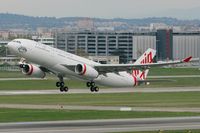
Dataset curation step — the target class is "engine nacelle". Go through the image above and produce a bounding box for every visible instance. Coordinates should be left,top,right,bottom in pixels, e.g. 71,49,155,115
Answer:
75,64,99,79
20,64,46,78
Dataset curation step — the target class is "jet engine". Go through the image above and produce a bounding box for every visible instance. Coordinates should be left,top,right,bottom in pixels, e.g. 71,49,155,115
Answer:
19,64,46,78
75,64,99,79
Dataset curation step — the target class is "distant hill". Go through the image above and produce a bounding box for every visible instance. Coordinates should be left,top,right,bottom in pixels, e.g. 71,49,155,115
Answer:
0,13,200,30
0,13,64,30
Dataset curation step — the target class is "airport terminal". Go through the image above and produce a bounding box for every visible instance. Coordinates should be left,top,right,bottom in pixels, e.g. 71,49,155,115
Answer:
1,29,200,67
54,29,200,62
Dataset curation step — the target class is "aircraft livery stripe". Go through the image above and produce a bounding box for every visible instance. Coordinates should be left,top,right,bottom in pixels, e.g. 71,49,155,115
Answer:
132,75,137,86
82,64,87,75
27,64,33,75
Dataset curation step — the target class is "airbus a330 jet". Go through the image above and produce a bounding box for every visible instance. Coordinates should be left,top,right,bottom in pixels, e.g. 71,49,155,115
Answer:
7,39,193,92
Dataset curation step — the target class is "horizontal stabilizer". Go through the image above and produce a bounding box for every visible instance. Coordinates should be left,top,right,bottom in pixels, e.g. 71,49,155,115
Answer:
183,56,192,62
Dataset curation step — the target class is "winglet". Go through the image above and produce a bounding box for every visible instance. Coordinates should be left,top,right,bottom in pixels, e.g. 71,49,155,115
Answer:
183,56,192,62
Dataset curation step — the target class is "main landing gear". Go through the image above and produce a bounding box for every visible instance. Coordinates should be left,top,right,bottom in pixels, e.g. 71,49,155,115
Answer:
56,76,68,92
86,81,99,92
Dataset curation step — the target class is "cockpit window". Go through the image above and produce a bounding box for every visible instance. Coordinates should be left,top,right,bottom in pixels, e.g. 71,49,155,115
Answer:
12,40,21,44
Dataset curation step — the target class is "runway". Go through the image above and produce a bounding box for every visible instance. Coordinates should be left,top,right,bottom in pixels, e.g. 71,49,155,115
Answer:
1,117,200,133
1,103,200,112
0,87,200,95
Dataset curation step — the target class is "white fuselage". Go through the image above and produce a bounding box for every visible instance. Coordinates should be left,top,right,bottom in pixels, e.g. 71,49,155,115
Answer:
7,39,136,87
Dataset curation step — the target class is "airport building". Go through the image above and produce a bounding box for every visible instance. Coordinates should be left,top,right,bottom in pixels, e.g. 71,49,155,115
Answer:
132,34,156,61
156,29,173,60
88,56,119,64
0,40,9,46
1,30,199,66
32,36,55,47
0,40,14,57
55,32,155,63
54,30,200,64
173,32,200,60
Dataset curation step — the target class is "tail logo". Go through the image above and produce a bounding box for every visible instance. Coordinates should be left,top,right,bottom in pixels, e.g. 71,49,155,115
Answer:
132,69,146,80
132,69,139,77
140,52,153,64
139,71,145,80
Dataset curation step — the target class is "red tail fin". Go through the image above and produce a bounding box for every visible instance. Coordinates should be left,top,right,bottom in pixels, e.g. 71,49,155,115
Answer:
134,48,156,65
183,56,192,62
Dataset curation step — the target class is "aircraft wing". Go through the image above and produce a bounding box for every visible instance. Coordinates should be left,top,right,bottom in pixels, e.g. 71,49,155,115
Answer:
61,56,198,74
93,56,197,74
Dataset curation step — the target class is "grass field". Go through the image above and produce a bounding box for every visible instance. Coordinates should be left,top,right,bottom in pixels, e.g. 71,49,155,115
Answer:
0,68,200,78
0,71,26,78
0,78,198,90
0,77,200,90
0,108,200,123
0,92,200,123
121,130,200,133
0,68,200,124
0,79,88,90
0,68,200,90
0,92,199,108
148,67,200,76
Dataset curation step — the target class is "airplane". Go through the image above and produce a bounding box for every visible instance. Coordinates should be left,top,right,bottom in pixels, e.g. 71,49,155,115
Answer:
7,39,194,92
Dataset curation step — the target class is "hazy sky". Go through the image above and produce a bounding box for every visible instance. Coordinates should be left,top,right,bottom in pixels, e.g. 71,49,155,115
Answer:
0,0,200,19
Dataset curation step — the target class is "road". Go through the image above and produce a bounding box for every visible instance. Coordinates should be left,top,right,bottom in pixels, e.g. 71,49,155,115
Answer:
0,87,200,95
0,117,200,133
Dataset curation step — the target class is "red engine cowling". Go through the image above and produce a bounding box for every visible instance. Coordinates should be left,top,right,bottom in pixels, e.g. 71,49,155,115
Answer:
20,64,46,78
75,64,98,79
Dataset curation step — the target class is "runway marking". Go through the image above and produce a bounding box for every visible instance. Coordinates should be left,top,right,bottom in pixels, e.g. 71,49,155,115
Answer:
120,107,132,111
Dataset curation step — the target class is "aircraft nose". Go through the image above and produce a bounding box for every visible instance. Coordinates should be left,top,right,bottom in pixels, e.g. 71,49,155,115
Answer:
7,41,19,53
7,41,13,49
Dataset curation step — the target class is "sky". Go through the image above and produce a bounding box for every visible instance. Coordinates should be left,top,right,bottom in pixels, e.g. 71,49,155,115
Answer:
0,0,200,19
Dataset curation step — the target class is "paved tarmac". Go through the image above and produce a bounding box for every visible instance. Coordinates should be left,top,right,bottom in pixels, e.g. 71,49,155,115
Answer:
1,104,200,112
0,117,200,133
0,87,200,95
